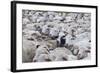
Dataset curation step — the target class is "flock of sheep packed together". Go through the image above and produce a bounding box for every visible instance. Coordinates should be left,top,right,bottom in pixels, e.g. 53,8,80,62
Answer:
22,10,91,63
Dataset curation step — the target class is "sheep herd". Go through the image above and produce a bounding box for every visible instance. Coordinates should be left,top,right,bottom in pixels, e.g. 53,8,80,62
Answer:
22,10,91,63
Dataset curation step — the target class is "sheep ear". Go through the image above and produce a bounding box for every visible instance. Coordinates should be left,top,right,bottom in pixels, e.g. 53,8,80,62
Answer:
36,45,40,48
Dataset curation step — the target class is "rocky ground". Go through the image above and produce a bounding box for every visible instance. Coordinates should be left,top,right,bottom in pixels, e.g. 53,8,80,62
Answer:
22,10,91,63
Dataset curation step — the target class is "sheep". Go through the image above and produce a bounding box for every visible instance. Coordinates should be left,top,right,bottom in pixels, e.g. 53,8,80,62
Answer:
76,32,91,42
83,13,91,21
25,23,36,30
49,47,76,61
77,47,88,60
57,31,70,47
58,35,66,47
23,29,41,37
33,54,51,62
36,12,48,23
41,25,50,35
64,16,73,23
22,17,30,25
22,38,37,62
37,16,47,23
46,39,58,50
76,40,90,51
47,11,55,15
71,45,79,56
53,14,65,21
22,29,43,44
29,15,38,23
65,34,73,45
49,27,59,39
33,45,50,62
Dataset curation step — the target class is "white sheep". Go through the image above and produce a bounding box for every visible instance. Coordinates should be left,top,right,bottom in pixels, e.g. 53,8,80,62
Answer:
48,15,54,21
23,29,41,37
33,54,51,62
37,16,47,23
41,25,50,35
49,47,76,61
49,27,59,38
53,15,62,20
83,13,91,21
25,23,36,30
30,15,38,23
22,38,37,62
22,17,30,24
77,47,88,60
33,45,50,62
